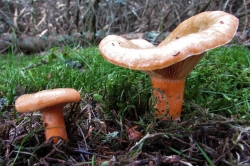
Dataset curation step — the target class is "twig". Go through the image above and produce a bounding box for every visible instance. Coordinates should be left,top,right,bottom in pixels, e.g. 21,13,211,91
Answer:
76,123,87,149
223,0,230,11
21,58,48,70
155,1,208,43
129,132,169,152
127,155,193,166
242,0,249,34
169,0,181,24
142,0,149,16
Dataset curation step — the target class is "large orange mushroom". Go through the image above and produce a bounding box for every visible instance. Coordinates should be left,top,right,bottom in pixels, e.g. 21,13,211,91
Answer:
98,11,239,120
15,88,81,143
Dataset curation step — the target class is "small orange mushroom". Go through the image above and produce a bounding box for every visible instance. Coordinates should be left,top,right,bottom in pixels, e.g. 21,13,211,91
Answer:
15,88,81,143
98,11,239,120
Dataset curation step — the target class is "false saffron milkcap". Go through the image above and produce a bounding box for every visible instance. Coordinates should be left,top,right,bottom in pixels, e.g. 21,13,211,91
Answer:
15,88,81,143
98,11,239,120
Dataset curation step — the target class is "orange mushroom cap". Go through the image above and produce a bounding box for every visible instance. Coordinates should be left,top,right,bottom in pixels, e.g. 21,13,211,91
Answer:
15,88,81,113
99,11,239,72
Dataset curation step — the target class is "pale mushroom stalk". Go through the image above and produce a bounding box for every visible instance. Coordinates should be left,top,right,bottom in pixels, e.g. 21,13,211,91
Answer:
15,88,81,143
99,11,239,120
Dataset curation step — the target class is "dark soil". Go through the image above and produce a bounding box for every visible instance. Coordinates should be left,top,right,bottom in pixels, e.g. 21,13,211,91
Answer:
0,98,250,166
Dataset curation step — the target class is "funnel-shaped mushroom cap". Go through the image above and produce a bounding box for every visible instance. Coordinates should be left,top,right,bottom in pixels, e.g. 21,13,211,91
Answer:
15,88,81,113
99,11,238,72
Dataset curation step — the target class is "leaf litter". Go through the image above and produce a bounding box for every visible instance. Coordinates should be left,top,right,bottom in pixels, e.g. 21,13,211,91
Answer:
0,95,250,166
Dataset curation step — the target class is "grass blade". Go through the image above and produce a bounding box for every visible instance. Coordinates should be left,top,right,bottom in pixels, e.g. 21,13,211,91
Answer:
11,128,44,166
195,141,215,166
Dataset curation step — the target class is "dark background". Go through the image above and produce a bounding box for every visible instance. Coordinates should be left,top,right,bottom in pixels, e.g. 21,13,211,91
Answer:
0,0,249,53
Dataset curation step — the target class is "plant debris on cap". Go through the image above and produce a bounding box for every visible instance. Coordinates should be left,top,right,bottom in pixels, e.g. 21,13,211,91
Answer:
99,11,239,71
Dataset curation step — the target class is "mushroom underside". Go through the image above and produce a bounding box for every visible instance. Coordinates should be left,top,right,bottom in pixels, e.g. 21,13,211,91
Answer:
143,53,205,80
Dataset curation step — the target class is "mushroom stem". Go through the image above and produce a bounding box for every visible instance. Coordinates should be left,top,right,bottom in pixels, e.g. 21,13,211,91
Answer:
41,104,68,143
151,77,185,120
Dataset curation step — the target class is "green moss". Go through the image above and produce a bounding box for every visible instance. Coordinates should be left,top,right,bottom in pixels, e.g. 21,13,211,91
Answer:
0,45,249,120
185,45,250,119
